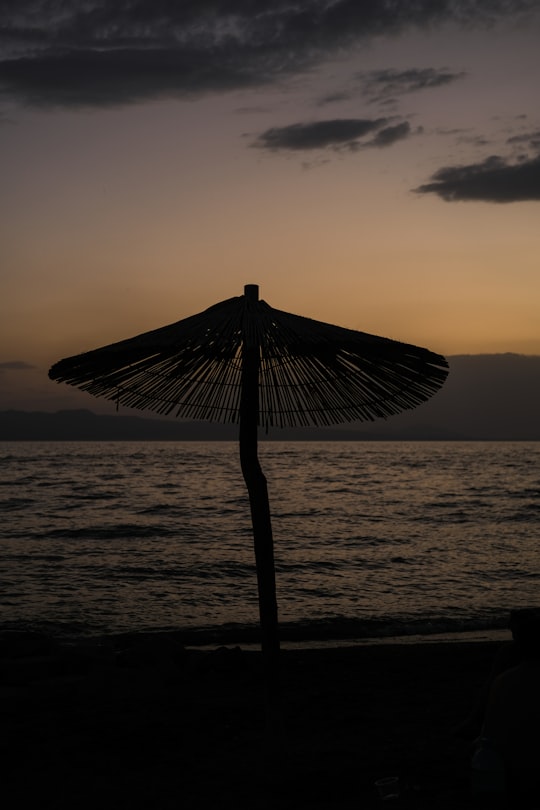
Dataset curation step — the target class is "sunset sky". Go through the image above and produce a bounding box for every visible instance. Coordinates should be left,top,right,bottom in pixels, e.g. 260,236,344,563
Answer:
1,1,539,412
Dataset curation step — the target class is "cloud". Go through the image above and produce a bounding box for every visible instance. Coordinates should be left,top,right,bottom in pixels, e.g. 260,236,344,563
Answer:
414,154,540,202
0,360,35,372
253,118,390,151
317,91,353,107
0,0,538,108
507,129,540,151
0,47,268,108
360,68,466,104
254,118,414,154
366,121,412,148
318,68,465,110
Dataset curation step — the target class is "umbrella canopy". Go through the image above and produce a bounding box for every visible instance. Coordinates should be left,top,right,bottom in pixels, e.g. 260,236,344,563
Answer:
49,285,448,427
49,284,449,699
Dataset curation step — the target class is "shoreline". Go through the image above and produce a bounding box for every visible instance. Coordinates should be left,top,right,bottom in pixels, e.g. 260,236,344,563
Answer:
0,619,512,651
233,627,511,650
187,627,510,652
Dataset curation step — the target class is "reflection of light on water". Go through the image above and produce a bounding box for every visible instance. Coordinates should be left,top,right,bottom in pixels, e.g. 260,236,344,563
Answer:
1,440,539,638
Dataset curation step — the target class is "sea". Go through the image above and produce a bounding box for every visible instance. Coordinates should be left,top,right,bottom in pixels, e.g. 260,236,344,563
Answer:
1,441,539,646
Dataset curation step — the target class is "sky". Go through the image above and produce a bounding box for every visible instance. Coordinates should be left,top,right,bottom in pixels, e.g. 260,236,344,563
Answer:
1,0,539,413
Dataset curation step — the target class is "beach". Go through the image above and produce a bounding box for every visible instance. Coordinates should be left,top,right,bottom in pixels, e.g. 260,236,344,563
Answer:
1,631,503,809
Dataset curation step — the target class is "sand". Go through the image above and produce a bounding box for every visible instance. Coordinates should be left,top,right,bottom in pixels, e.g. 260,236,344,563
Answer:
0,631,505,809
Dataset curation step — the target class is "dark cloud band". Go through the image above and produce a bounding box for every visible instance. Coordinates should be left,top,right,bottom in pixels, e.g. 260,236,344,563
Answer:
360,68,466,103
254,118,413,152
254,118,387,151
415,154,540,202
369,121,411,148
0,0,537,108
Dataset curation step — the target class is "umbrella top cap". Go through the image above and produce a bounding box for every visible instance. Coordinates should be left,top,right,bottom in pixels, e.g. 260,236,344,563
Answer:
244,284,259,301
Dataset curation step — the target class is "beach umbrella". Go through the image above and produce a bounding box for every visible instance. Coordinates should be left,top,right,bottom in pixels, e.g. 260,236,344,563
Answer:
49,284,448,697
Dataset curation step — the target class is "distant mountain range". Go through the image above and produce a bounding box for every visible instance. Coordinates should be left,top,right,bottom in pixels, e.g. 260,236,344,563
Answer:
1,354,539,440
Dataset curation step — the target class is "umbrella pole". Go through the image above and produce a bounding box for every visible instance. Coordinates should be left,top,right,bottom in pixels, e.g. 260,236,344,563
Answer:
240,286,280,704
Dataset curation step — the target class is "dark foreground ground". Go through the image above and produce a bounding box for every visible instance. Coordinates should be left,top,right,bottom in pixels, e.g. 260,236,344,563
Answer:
0,632,503,809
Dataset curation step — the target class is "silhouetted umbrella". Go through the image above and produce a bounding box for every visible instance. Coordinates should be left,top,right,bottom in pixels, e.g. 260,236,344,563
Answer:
49,284,448,697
